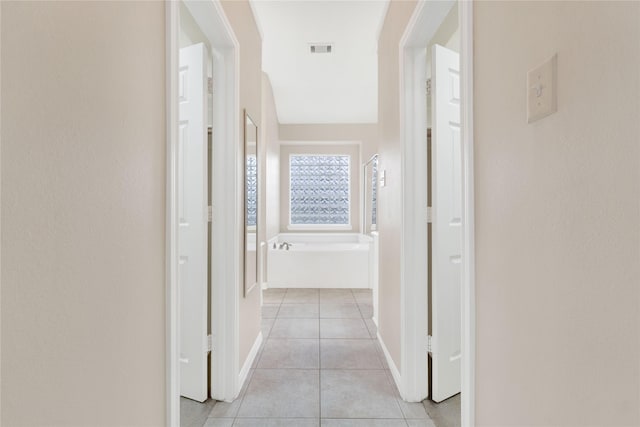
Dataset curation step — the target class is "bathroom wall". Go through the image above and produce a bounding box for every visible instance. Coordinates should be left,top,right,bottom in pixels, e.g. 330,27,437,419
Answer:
1,2,166,424
474,1,640,425
376,0,418,372
262,73,280,241
279,123,378,162
220,0,263,371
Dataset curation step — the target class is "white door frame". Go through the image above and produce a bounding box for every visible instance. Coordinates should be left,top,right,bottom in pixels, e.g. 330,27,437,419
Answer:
398,0,475,425
166,1,240,425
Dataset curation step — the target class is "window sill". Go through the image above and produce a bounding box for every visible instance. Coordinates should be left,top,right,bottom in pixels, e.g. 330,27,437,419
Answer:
287,224,353,232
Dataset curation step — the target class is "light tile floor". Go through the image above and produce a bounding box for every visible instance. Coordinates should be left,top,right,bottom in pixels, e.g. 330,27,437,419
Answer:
199,288,436,427
422,394,460,427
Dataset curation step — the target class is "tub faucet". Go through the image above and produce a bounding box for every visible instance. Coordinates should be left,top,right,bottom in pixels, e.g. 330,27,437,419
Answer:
279,242,291,250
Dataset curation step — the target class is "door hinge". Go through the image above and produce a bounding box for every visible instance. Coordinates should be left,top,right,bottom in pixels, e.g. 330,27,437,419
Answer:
207,77,214,95
426,207,433,223
426,78,432,96
206,334,213,352
427,335,433,354
208,206,213,222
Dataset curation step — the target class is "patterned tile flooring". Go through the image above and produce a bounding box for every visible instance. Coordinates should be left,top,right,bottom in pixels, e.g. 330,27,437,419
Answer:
182,288,438,427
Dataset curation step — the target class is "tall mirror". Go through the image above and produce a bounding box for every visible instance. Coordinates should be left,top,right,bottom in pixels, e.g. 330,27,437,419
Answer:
244,110,258,297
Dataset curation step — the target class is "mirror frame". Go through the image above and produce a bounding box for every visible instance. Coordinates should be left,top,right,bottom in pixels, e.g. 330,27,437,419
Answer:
243,109,258,297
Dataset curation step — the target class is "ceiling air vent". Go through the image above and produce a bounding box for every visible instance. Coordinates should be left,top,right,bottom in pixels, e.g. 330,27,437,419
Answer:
309,43,333,54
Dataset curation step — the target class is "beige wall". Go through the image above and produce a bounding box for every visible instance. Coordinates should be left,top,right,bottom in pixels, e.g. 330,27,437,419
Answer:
262,74,280,241
278,124,378,234
280,124,378,164
220,0,263,369
1,2,166,425
474,1,640,425
376,0,418,371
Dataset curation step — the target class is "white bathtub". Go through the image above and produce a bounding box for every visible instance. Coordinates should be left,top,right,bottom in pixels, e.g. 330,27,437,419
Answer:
266,233,373,289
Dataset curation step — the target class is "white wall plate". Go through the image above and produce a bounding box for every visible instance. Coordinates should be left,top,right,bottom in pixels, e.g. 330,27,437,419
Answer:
527,53,557,123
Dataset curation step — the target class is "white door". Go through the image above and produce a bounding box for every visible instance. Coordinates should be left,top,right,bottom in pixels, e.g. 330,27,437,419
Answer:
431,44,462,403
179,43,208,402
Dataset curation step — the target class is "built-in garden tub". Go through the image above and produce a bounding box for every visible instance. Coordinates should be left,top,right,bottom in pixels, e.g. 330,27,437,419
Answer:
266,233,373,289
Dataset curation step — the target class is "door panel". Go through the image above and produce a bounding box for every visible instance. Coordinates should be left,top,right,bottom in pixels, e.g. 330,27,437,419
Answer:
431,44,462,403
178,43,208,402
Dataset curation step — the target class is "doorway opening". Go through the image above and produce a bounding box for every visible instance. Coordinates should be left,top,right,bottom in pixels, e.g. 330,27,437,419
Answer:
399,0,474,425
166,1,241,425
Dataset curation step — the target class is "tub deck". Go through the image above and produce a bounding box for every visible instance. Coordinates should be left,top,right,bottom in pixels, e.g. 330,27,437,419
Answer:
267,233,373,289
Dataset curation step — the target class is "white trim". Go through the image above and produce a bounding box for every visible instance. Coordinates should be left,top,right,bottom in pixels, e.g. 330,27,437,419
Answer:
239,331,263,392
286,224,353,231
207,0,242,403
165,1,180,425
398,0,444,403
167,1,241,422
259,241,267,291
371,231,380,325
377,331,402,392
398,0,475,423
279,140,360,146
399,42,429,401
460,1,476,425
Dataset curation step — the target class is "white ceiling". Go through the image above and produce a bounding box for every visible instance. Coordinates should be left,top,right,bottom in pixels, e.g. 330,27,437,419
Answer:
251,0,389,124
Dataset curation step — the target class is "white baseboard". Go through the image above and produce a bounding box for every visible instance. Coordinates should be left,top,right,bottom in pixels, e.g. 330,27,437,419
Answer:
238,331,263,395
372,316,379,327
377,331,403,397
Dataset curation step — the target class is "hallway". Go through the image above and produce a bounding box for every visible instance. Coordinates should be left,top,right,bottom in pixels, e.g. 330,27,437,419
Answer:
200,288,435,426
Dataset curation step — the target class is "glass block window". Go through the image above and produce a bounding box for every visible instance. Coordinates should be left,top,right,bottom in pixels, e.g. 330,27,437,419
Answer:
371,156,378,226
290,155,350,225
246,155,257,227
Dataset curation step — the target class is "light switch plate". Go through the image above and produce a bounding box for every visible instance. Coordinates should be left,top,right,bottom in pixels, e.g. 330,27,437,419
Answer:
527,54,557,123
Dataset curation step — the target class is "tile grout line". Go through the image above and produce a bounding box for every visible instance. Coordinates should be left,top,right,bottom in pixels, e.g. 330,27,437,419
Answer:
252,288,398,425
341,300,420,423
275,288,285,317
230,365,251,426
